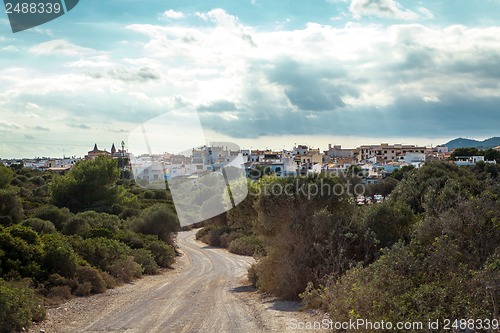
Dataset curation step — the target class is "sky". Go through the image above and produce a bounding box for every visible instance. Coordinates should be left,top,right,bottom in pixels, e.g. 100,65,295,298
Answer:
1,0,500,158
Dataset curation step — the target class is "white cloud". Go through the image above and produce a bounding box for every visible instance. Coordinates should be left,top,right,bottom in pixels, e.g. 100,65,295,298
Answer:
163,9,185,19
29,40,93,56
2,8,500,156
349,0,420,20
418,7,434,19
2,45,19,52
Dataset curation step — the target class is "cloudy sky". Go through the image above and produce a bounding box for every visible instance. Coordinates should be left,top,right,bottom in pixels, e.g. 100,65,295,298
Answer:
1,0,500,158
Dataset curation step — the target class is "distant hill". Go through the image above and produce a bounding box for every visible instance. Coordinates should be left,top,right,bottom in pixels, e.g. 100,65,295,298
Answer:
444,137,500,149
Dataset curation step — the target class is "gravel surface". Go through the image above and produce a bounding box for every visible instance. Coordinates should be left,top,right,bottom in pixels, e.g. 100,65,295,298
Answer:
28,229,324,333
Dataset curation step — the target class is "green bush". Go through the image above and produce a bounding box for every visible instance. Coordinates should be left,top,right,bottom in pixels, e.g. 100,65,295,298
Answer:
228,235,264,256
42,234,79,278
21,218,56,234
134,204,179,246
0,190,24,226
79,237,129,271
129,248,159,275
0,225,43,279
362,202,416,249
0,279,45,333
145,240,176,268
0,166,14,190
78,237,141,282
32,205,72,231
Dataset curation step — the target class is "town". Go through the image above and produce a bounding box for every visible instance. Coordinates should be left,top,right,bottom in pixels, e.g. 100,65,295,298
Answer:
2,141,499,187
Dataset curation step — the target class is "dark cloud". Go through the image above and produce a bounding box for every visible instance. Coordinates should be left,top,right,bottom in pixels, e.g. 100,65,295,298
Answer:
33,125,50,131
267,59,354,111
199,95,500,140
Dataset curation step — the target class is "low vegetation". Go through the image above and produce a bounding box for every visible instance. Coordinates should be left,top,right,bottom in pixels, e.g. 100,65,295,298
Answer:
196,161,500,332
0,157,179,332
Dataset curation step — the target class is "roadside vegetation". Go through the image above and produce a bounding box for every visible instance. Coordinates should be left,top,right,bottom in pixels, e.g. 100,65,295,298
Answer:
0,157,179,332
196,161,500,332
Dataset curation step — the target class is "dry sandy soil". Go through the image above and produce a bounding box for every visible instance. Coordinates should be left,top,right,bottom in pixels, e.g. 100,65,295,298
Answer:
28,229,325,333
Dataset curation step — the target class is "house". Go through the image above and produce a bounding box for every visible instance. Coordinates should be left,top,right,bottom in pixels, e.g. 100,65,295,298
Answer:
85,144,111,160
356,143,427,163
325,144,353,158
454,156,487,166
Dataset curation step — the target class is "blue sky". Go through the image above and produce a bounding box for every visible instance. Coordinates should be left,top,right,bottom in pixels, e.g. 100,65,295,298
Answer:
1,0,500,157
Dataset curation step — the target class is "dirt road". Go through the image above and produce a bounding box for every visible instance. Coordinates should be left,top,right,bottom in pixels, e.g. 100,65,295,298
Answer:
31,230,322,333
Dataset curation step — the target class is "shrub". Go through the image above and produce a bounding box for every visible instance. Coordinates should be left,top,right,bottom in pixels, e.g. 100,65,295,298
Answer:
29,176,45,187
74,281,93,297
196,225,230,247
119,207,141,220
32,205,72,231
0,166,14,189
362,202,416,249
82,227,114,239
62,216,88,235
78,237,142,283
219,230,246,248
0,225,43,279
107,256,143,283
42,234,79,278
247,264,258,287
145,240,176,268
79,237,129,272
46,285,73,303
228,235,264,256
21,218,56,234
75,266,107,295
129,248,159,275
134,204,179,246
0,190,24,226
0,279,45,333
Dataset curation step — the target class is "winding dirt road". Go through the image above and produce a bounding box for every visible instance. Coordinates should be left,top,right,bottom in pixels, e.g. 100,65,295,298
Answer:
31,230,321,333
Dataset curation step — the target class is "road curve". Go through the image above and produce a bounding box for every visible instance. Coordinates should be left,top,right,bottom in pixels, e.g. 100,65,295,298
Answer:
31,229,315,333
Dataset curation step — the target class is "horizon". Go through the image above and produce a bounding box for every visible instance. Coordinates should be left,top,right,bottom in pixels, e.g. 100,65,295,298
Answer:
1,0,500,158
2,134,498,160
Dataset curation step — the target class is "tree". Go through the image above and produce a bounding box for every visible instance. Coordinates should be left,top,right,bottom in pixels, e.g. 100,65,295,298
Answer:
389,164,415,181
450,147,481,159
0,166,14,190
50,157,120,212
134,205,180,246
0,190,23,226
484,148,500,163
362,202,416,249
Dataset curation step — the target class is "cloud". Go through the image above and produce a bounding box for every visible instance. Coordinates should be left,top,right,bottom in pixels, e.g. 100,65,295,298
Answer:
163,10,185,19
418,7,434,19
29,40,93,56
349,0,420,20
198,100,238,112
2,8,500,153
0,121,21,131
107,67,160,82
2,45,19,52
69,124,91,130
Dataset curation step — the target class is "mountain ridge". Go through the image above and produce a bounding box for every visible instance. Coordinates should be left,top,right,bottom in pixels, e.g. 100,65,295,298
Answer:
444,137,500,149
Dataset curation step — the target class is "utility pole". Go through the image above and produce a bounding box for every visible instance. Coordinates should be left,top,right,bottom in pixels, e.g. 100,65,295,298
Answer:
121,141,126,178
